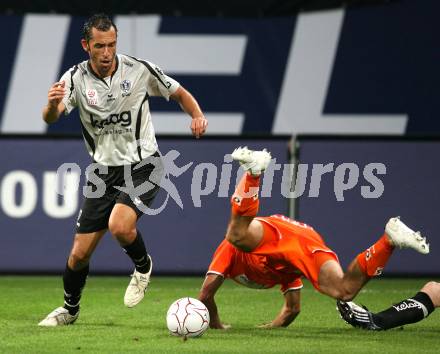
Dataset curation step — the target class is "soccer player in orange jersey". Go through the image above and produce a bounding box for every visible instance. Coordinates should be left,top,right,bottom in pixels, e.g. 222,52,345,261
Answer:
198,147,437,329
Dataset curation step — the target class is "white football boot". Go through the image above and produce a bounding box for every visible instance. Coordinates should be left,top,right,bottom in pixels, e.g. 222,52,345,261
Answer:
124,256,153,308
38,307,79,327
231,147,272,176
385,217,430,254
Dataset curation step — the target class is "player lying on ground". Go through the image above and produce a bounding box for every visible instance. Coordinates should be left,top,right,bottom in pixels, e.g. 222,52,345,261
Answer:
198,147,430,329
337,281,439,330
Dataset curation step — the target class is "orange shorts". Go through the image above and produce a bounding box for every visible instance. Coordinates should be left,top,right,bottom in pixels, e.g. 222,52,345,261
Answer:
258,217,339,291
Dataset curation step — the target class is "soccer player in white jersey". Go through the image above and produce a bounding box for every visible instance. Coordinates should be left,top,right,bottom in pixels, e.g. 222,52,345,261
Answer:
38,14,208,326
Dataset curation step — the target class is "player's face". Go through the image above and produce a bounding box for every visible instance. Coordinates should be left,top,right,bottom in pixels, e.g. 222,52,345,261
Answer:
82,26,117,77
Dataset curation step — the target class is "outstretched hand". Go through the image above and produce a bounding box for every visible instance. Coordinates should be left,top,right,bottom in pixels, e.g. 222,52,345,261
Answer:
191,116,208,138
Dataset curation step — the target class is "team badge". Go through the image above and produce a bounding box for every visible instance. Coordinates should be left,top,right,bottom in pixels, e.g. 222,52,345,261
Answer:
86,89,98,106
120,79,131,96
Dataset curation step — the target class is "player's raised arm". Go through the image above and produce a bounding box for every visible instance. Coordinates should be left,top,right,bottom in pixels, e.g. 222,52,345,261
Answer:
259,289,301,328
170,86,208,138
198,274,230,329
43,81,66,124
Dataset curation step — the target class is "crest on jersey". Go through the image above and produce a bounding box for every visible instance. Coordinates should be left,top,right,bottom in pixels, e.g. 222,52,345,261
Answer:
86,89,98,106
120,79,131,96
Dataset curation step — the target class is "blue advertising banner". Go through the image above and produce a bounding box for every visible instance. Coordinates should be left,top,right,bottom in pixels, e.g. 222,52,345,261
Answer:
295,137,440,275
0,136,289,274
0,0,439,136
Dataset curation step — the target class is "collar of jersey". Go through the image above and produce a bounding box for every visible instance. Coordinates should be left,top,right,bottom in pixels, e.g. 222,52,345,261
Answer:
87,55,119,87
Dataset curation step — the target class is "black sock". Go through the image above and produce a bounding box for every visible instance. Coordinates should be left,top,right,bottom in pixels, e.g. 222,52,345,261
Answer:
123,230,151,274
372,292,435,330
63,263,89,315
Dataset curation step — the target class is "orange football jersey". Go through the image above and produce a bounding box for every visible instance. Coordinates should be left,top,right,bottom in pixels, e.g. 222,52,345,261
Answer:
208,215,338,291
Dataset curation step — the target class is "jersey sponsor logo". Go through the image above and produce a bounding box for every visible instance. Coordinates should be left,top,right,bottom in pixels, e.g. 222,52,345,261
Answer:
86,89,98,106
120,79,131,97
106,93,116,102
90,110,132,129
393,300,421,312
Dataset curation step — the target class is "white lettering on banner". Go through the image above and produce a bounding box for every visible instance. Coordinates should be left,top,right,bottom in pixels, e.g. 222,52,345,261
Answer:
114,15,246,135
273,9,408,135
261,160,282,197
151,113,244,135
217,154,233,197
115,15,247,74
361,163,386,198
334,163,360,202
191,163,218,207
0,13,410,135
43,172,80,218
281,163,308,198
309,163,334,197
0,171,37,218
1,14,70,133
0,160,387,219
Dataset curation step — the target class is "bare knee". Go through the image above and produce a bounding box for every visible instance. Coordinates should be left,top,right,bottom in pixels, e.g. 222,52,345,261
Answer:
338,289,357,302
318,261,359,301
421,281,440,307
68,252,90,271
319,279,357,301
108,219,136,242
327,287,357,302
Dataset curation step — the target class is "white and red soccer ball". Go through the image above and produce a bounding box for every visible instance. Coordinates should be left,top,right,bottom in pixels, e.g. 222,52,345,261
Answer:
166,297,210,337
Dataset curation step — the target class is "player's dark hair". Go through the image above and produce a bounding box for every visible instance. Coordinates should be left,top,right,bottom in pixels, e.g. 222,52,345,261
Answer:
83,13,117,42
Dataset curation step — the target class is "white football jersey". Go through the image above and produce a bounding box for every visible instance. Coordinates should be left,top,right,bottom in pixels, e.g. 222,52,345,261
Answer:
60,54,180,166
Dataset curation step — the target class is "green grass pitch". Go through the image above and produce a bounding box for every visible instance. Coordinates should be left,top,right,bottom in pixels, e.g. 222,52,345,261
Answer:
0,276,438,353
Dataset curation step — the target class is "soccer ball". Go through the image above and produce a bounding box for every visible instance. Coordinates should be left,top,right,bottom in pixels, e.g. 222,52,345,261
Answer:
166,297,210,337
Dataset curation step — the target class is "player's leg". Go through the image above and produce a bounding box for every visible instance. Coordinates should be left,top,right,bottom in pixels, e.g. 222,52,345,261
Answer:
39,163,120,326
108,203,153,307
226,172,264,251
421,281,440,307
318,233,395,300
225,147,271,251
337,281,440,330
64,230,106,312
38,229,106,327
367,281,438,329
317,258,367,301
318,217,430,301
112,153,163,307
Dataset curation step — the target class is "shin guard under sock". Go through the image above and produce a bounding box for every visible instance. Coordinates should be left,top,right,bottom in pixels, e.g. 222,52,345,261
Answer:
63,263,89,315
356,234,394,277
231,173,261,216
372,292,435,329
123,230,151,274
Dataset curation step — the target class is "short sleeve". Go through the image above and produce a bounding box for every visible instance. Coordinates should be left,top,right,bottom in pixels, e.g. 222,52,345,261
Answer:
207,240,235,277
60,66,78,115
280,277,303,294
145,61,180,100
